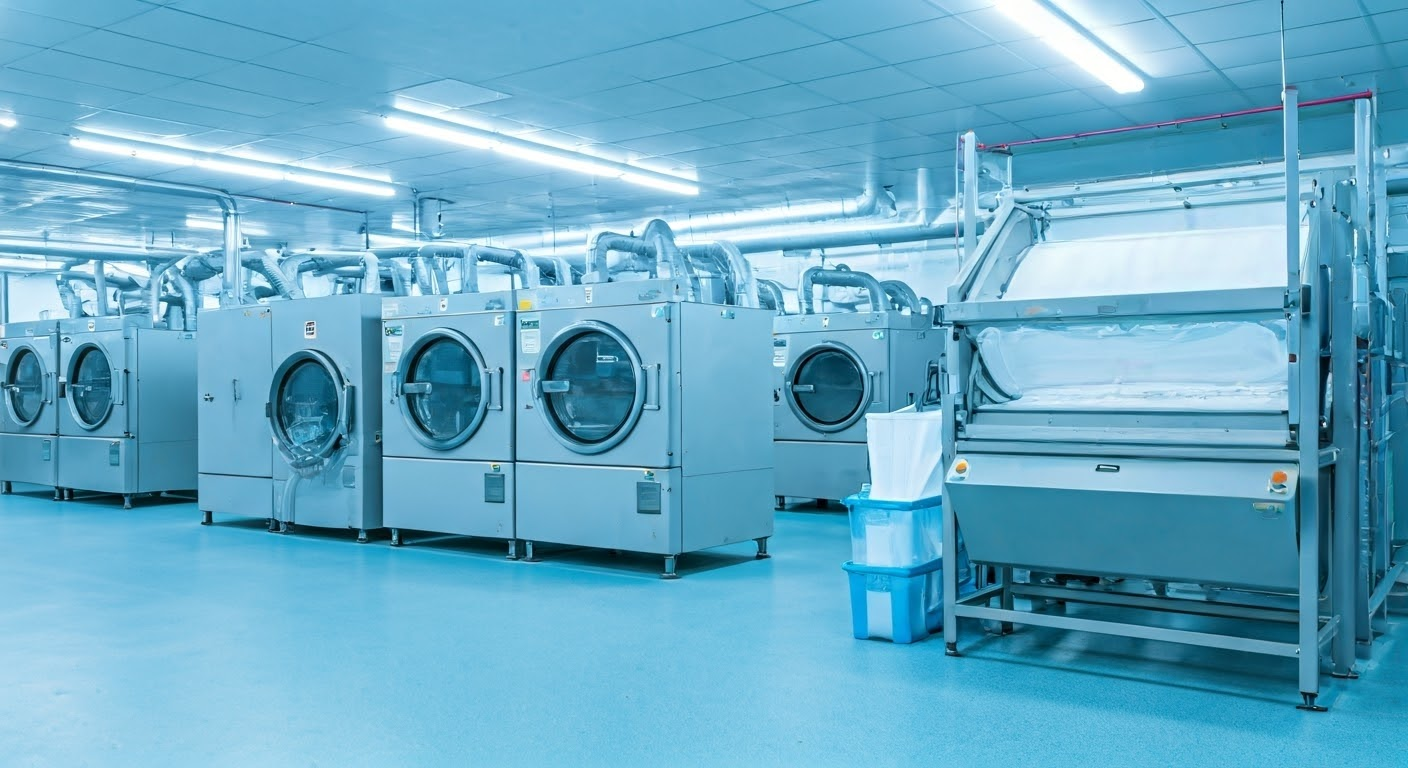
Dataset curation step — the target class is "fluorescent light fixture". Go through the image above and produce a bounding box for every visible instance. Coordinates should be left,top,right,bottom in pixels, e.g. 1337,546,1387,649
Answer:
0,116,16,129
185,216,268,236
384,112,699,196
69,135,399,197
992,0,1144,94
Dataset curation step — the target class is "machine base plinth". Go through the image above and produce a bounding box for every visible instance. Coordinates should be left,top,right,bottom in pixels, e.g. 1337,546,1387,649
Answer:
1296,693,1328,712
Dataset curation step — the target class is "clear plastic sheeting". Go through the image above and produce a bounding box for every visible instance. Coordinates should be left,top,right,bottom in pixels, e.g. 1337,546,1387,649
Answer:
1001,225,1302,300
975,321,1289,412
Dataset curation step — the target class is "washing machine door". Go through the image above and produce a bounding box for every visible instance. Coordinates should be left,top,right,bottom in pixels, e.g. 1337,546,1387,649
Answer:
65,342,117,431
395,329,489,451
5,344,50,429
269,350,352,463
535,321,645,455
784,341,872,433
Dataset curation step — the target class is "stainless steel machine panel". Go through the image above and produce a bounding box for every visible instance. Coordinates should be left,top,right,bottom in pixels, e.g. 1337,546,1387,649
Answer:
198,307,273,479
943,453,1301,591
382,457,514,538
381,292,514,463
0,435,57,488
773,441,869,501
268,295,383,533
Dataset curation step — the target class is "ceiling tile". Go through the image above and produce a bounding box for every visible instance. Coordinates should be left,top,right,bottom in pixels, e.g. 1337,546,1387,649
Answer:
652,63,786,101
1051,0,1157,27
1166,1,1284,45
766,104,876,134
675,14,830,60
714,84,835,119
845,17,982,64
200,64,341,105
616,132,715,157
0,8,94,48
687,118,792,145
899,47,1034,87
1012,107,1131,140
146,80,303,118
106,7,299,61
0,69,135,109
56,30,238,78
572,81,697,116
395,79,509,109
5,0,151,26
850,88,965,121
946,70,1072,103
162,0,367,39
984,90,1106,122
1371,10,1408,43
746,41,883,82
576,40,731,82
1133,46,1212,78
637,101,753,131
802,67,933,102
485,59,640,100
8,49,181,94
560,117,671,144
0,91,102,122
778,0,945,38
251,44,434,91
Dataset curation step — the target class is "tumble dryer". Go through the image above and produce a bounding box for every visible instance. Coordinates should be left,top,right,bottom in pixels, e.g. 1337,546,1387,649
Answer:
515,279,775,577
381,290,516,552
198,305,274,525
55,315,198,508
0,320,61,497
267,294,383,540
773,267,939,505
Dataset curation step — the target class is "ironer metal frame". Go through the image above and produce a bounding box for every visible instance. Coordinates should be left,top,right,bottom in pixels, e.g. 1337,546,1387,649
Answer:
937,90,1388,709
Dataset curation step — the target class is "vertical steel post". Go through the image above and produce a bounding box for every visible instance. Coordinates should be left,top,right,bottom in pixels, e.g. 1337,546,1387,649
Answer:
1330,173,1360,677
0,273,9,324
1352,97,1376,651
962,130,978,264
222,209,242,306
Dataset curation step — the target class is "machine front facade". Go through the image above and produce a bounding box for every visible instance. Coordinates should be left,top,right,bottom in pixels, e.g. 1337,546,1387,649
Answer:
55,315,197,507
198,306,275,525
514,280,775,576
0,320,62,495
268,294,384,539
381,291,516,550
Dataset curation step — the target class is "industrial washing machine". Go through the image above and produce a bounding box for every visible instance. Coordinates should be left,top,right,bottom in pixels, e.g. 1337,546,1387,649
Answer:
515,278,775,577
267,294,383,540
381,289,517,552
0,320,61,497
55,315,198,508
773,267,939,505
198,305,274,525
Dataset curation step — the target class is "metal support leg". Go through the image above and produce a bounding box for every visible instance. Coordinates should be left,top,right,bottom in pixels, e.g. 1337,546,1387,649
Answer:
755,537,770,559
122,494,133,510
661,555,680,580
65,489,74,501
201,510,212,526
1297,692,1328,712
775,495,785,510
356,529,369,544
1,481,11,495
389,529,402,547
507,539,519,560
53,488,63,501
999,566,1015,635
943,490,960,657
523,540,537,562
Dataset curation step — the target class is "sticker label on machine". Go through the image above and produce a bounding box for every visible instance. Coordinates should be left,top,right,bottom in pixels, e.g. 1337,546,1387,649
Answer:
772,337,789,367
519,315,541,355
304,321,317,340
384,325,404,369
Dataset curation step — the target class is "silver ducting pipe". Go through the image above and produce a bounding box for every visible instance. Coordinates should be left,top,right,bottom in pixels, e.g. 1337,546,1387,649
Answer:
680,240,758,308
359,252,381,295
671,180,886,234
284,252,382,296
0,159,241,305
799,266,887,315
640,219,689,282
173,271,200,330
250,251,295,299
390,261,414,296
93,260,110,316
0,236,193,262
531,255,574,286
880,280,922,314
469,245,541,290
585,231,653,283
149,257,181,324
756,279,787,314
56,274,81,318
411,256,439,295
727,217,981,255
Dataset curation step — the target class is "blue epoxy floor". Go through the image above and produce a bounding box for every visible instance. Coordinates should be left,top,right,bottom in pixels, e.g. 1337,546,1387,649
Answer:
1,487,1405,767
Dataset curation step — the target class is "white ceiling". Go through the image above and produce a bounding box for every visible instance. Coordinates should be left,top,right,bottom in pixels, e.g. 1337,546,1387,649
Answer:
0,0,1404,249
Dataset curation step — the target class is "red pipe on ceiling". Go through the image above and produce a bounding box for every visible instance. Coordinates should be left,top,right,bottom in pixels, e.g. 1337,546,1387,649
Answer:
977,90,1374,151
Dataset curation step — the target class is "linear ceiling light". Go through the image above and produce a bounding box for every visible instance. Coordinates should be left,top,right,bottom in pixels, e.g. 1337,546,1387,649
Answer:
993,0,1144,94
69,135,398,197
0,116,16,129
384,113,699,196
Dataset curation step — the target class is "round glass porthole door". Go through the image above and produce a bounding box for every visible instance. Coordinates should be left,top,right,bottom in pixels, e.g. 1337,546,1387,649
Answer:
5,346,46,427
398,330,487,450
786,343,870,433
67,344,114,430
270,351,348,461
536,322,645,454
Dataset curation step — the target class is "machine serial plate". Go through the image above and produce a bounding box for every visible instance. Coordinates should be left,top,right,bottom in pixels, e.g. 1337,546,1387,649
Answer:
636,482,662,514
772,337,789,367
485,473,506,504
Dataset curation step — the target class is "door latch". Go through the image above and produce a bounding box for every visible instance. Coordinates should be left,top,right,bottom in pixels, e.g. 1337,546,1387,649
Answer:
202,394,215,402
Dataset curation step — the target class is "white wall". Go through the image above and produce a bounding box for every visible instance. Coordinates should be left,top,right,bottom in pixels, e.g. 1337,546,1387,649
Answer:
4,274,65,322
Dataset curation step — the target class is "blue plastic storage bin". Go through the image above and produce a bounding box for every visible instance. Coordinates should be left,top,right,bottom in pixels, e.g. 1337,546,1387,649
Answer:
843,559,944,644
843,492,945,568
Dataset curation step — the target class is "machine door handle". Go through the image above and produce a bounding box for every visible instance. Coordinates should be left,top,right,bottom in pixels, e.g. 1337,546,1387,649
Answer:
540,380,570,394
643,364,662,411
790,384,815,393
486,367,504,411
202,394,215,402
402,382,432,395
868,370,883,405
56,380,66,399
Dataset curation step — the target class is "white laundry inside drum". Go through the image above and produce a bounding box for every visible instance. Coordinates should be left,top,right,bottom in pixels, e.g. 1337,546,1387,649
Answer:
1000,225,1304,300
975,321,1290,412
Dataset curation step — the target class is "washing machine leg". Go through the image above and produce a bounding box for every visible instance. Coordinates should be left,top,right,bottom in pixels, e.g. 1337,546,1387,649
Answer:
774,495,785,510
389,529,402,547
523,540,538,562
122,494,133,510
506,539,519,560
65,489,75,501
754,537,771,560
356,529,369,544
661,555,680,580
201,510,213,526
53,487,64,501
0,481,11,495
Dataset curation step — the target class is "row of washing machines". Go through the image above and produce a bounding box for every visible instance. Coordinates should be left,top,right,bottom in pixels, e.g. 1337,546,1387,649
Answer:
197,276,778,577
0,315,196,507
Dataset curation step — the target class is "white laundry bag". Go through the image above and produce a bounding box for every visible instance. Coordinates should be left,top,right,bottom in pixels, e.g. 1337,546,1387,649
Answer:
865,405,945,502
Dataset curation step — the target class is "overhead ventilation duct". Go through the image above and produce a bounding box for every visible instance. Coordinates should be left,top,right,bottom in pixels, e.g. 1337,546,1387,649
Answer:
798,266,887,315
